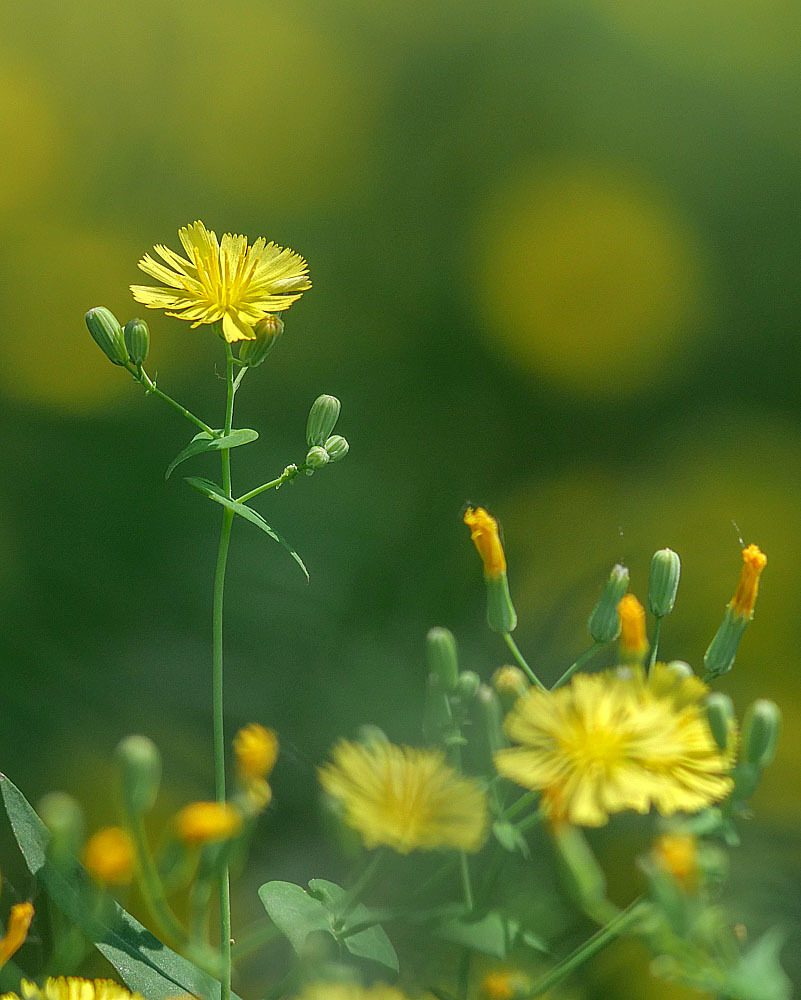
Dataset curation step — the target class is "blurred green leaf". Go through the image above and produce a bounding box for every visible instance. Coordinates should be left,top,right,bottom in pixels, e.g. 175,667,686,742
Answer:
0,773,227,1000
433,910,546,958
258,881,331,953
724,928,791,1000
165,429,259,480
307,878,398,974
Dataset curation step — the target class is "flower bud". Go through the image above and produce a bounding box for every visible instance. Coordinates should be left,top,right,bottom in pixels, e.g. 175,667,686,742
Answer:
588,564,629,643
729,544,767,621
324,435,349,462
306,394,341,447
456,670,481,701
648,548,681,618
83,827,135,886
356,724,389,747
37,791,85,861
115,734,162,814
123,317,149,366
492,665,528,700
85,306,128,366
742,699,781,769
305,446,330,470
703,608,748,679
617,594,648,664
422,673,454,744
426,627,459,692
0,902,34,967
175,802,243,844
705,692,735,751
477,684,507,755
482,971,531,1000
233,724,278,781
239,315,283,367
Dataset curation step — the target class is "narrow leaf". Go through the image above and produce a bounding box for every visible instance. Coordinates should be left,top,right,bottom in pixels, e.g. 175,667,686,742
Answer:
184,477,309,580
258,881,331,953
165,429,259,479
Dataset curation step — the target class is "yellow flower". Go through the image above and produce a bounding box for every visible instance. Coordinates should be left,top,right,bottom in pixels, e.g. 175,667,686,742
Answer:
234,723,278,781
494,664,733,827
319,740,489,853
175,802,243,844
729,543,767,620
481,971,531,1000
0,980,146,1000
0,903,34,969
463,506,507,577
130,221,311,343
617,593,648,661
295,985,409,1000
83,827,135,885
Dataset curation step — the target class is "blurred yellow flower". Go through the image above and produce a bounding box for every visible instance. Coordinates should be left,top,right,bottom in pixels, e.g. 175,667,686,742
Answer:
464,506,506,578
295,984,409,1000
653,832,699,887
0,903,34,969
83,827,135,885
0,980,145,1000
175,801,242,844
481,971,531,1000
729,544,767,620
131,221,311,343
319,740,488,853
234,723,278,781
494,664,733,827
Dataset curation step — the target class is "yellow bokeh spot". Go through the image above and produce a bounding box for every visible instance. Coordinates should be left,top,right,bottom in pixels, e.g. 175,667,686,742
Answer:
471,162,708,395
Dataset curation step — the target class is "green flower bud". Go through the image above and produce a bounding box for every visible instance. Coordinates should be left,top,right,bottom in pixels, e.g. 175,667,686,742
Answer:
123,317,149,366
85,306,128,366
648,548,681,617
456,670,481,701
486,572,518,633
705,692,735,751
588,564,629,643
37,791,85,861
426,627,459,692
305,445,330,470
238,315,283,367
742,699,781,769
422,673,454,744
306,394,341,447
115,734,162,813
324,435,349,462
732,761,761,802
663,660,694,679
703,607,748,679
476,683,507,755
356,724,389,747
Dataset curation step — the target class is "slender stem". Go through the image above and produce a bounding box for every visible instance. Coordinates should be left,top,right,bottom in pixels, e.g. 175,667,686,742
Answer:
458,853,474,913
335,850,386,927
127,812,188,950
502,789,538,820
515,810,544,833
230,920,281,961
552,642,602,690
525,899,646,997
503,633,547,691
236,465,300,504
648,617,663,672
135,367,216,436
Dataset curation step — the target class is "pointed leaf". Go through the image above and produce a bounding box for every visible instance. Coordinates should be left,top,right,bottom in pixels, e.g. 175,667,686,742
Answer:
184,477,309,580
0,773,229,1000
258,881,331,953
434,910,518,959
307,879,398,974
165,429,259,479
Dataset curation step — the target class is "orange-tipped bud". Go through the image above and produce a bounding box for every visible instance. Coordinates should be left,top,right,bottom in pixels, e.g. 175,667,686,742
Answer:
728,544,767,621
482,971,531,1000
175,802,242,844
0,902,34,969
617,594,648,662
654,832,698,888
234,724,279,782
83,827,135,885
463,507,506,578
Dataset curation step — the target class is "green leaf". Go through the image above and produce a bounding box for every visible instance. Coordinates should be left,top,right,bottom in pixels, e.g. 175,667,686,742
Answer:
724,928,792,1000
165,429,259,479
184,477,309,580
258,881,331,953
0,773,227,1000
492,820,530,857
307,879,398,974
434,911,521,959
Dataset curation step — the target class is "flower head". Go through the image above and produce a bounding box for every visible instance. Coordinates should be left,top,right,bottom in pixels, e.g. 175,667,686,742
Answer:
0,904,34,969
234,724,278,781
728,543,767,620
0,980,145,1000
494,664,734,827
463,506,506,577
319,740,488,853
175,802,242,844
83,828,135,885
131,221,311,343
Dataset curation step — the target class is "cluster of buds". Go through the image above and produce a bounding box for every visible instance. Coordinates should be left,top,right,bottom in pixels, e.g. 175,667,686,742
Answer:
304,394,349,474
85,307,149,369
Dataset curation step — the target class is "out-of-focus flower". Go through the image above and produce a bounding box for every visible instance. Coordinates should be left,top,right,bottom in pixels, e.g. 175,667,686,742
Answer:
617,594,648,662
175,802,242,844
0,980,146,1000
494,664,733,826
234,724,278,781
319,740,488,853
653,832,698,887
481,971,532,1000
131,221,310,343
83,828,135,885
295,984,409,1000
0,903,34,969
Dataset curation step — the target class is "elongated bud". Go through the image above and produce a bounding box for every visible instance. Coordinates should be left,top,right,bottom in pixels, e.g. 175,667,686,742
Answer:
588,564,629,643
705,692,735,751
649,548,681,617
426,627,459,692
123,317,149,366
422,673,454,744
617,594,648,664
486,574,518,633
305,445,330,469
463,506,517,632
115,734,162,814
37,792,85,862
306,394,341,447
324,435,349,462
85,306,128,366
492,665,529,701
742,699,781,769
729,544,767,621
457,670,481,701
705,545,767,679
476,684,507,755
239,314,283,367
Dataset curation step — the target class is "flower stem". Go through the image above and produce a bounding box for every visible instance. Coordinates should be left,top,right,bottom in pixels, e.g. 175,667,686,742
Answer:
133,366,216,436
126,811,188,951
648,617,662,672
502,633,547,691
335,850,386,927
236,464,301,503
551,641,603,690
458,853,474,913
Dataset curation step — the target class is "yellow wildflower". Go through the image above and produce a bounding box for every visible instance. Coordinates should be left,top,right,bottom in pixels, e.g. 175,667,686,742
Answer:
175,802,242,844
729,544,767,620
0,979,146,1000
481,971,531,1000
654,832,698,887
295,985,409,1000
83,828,135,885
234,724,278,781
494,664,733,827
0,903,34,969
130,221,311,343
463,506,506,577
617,594,648,661
319,740,488,853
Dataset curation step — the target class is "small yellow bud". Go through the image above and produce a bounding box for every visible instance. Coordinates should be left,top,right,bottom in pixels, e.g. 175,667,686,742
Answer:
729,544,767,620
463,507,506,577
234,724,279,782
654,833,698,887
175,802,243,844
617,594,648,662
482,971,531,1000
492,665,529,699
0,902,34,969
83,827,135,885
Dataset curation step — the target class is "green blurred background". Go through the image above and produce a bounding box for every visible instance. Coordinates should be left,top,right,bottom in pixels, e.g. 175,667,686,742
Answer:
1,0,800,996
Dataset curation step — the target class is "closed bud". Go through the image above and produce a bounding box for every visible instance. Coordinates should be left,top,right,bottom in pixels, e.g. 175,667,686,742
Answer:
649,548,681,617
324,435,349,462
477,684,507,756
588,564,629,643
492,665,528,701
486,573,518,633
306,394,341,447
426,627,459,692
705,692,735,751
37,791,85,861
356,724,389,747
703,608,748,679
115,734,162,814
617,594,648,664
123,317,149,366
239,315,283,367
85,306,128,366
305,445,330,470
742,699,781,769
422,673,454,744
456,670,481,701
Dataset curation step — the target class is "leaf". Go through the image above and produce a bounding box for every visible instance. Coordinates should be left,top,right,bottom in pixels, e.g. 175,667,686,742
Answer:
184,477,309,580
307,879,398,974
724,928,792,1000
0,773,228,1000
165,429,259,479
258,881,331,953
492,820,530,857
433,911,519,959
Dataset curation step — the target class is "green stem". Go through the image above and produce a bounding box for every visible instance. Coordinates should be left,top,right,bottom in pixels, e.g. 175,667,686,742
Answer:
134,367,215,436
335,850,386,927
552,642,603,690
502,789,539,820
525,899,646,997
503,633,547,691
458,853,474,913
127,811,189,950
515,810,544,833
648,617,663,672
236,465,300,503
